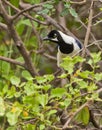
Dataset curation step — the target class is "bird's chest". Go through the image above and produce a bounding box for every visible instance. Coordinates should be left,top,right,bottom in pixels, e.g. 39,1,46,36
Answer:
59,43,74,54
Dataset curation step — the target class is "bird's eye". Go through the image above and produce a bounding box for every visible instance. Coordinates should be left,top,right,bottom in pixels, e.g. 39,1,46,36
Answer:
53,34,57,38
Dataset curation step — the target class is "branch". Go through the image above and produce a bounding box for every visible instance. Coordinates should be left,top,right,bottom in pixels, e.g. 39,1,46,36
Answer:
19,1,82,43
0,0,39,76
78,0,94,68
3,0,48,25
12,4,43,20
0,23,8,31
62,87,102,129
0,56,25,68
62,101,93,129
72,40,102,57
82,0,94,57
70,0,86,5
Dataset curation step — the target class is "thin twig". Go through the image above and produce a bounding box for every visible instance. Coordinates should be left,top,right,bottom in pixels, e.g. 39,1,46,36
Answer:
12,4,43,20
3,0,48,25
0,22,7,31
72,39,102,57
11,1,53,21
43,53,57,61
30,20,42,48
82,0,94,57
62,101,93,129
79,0,94,68
70,0,86,5
92,11,102,19
0,56,25,68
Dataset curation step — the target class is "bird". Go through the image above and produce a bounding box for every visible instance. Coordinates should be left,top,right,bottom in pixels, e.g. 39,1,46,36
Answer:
43,30,82,67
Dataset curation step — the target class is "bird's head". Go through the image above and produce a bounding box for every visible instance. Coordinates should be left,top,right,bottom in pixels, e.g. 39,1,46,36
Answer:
43,30,59,43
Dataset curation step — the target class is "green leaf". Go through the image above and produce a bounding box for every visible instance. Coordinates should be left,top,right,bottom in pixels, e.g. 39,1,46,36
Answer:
37,94,48,107
47,109,57,117
22,70,33,80
44,74,54,82
79,70,93,79
6,86,16,98
51,88,66,98
60,3,71,17
94,73,102,81
63,98,71,107
76,106,90,125
91,93,99,100
91,52,101,64
24,81,35,95
69,7,78,18
38,9,49,15
24,124,36,130
40,124,45,130
10,0,19,7
82,107,90,125
23,96,35,105
73,56,85,64
1,61,10,75
0,97,5,116
2,85,8,95
64,3,71,8
10,76,20,86
87,83,97,92
58,73,68,79
35,76,47,84
6,103,22,125
24,0,40,4
77,80,88,89
100,7,102,11
60,56,84,74
36,74,54,84
60,56,74,74
60,8,69,17
43,4,53,9
43,84,51,91
6,126,16,130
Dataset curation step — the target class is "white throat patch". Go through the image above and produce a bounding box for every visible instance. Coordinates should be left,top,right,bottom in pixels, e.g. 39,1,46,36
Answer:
58,31,75,45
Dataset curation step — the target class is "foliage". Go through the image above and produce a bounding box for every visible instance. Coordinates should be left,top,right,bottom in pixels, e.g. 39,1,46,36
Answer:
0,53,102,129
0,0,102,130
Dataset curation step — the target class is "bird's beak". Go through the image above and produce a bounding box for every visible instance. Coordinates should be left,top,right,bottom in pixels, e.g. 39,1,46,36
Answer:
42,36,49,41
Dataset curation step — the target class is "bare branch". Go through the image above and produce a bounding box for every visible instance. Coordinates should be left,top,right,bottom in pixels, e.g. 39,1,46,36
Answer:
13,0,53,21
12,4,43,20
82,0,94,56
3,0,48,25
0,56,25,68
0,22,7,31
70,0,86,5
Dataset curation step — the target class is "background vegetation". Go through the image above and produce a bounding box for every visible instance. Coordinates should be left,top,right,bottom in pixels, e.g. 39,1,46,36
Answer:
0,0,102,130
